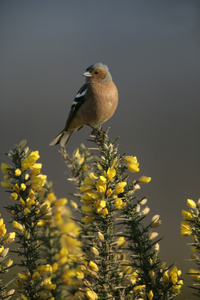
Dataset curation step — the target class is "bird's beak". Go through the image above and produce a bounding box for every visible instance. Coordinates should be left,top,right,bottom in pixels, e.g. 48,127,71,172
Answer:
83,71,92,77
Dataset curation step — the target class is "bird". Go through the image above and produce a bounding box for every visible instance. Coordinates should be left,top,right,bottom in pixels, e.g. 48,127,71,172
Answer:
49,63,118,147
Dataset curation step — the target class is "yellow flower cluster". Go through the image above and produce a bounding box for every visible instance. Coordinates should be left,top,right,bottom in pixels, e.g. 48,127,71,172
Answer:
71,153,152,225
1,141,81,298
0,214,15,299
163,266,183,294
123,156,140,173
14,263,56,299
1,143,48,221
1,135,186,299
80,167,120,222
181,198,199,237
36,191,83,296
181,198,200,290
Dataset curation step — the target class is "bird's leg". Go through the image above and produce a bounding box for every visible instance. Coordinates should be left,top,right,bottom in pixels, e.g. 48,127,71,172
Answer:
87,125,106,136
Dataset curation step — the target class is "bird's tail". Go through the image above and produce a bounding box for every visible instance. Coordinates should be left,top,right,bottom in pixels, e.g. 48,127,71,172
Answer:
49,130,73,147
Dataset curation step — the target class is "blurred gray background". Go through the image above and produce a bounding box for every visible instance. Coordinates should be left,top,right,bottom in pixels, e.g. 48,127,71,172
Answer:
0,1,200,298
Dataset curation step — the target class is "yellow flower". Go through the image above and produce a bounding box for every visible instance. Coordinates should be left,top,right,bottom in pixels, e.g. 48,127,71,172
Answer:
182,210,193,220
163,271,169,282
24,208,31,215
129,271,138,284
149,232,158,240
91,247,99,256
86,289,98,300
169,266,179,285
100,175,107,182
1,181,12,189
18,273,28,280
76,269,84,279
37,264,52,274
85,192,100,200
19,197,26,207
84,177,94,186
5,258,13,267
31,174,47,190
107,167,116,181
15,168,22,176
96,179,107,194
123,156,138,164
30,163,42,176
102,208,108,215
81,206,94,213
151,215,161,228
116,236,126,246
189,269,200,282
89,172,98,180
60,246,68,257
97,162,103,170
22,151,40,169
3,232,15,244
74,148,81,159
12,220,23,232
115,182,127,194
29,189,35,198
181,221,192,237
13,183,20,193
106,189,112,197
32,271,40,280
80,185,93,192
97,232,104,241
96,200,106,213
143,206,150,215
0,219,7,237
52,262,58,273
20,183,26,191
134,285,146,290
127,163,140,173
42,277,56,290
81,194,94,205
187,199,196,209
53,198,68,207
115,198,123,209
37,220,46,227
0,246,4,254
47,192,56,202
81,216,94,223
138,176,151,183
74,149,85,165
40,200,50,212
89,261,99,272
148,290,154,299
25,174,29,180
10,192,18,200
1,163,12,174
70,200,78,209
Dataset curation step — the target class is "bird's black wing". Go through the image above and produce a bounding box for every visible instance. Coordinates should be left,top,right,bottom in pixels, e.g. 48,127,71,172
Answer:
64,83,88,130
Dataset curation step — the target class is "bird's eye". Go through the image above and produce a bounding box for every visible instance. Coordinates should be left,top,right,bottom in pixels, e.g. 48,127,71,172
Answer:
95,71,99,74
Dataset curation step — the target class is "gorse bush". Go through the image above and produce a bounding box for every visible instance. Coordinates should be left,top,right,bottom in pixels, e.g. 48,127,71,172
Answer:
181,199,200,298
1,127,197,299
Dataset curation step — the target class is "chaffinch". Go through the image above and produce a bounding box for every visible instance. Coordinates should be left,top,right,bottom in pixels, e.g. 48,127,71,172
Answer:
50,63,118,147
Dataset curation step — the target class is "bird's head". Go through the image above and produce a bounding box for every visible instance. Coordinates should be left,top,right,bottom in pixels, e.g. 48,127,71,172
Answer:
83,63,112,83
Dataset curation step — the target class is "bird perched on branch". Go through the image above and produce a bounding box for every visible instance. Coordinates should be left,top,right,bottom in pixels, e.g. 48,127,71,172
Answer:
49,63,118,147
